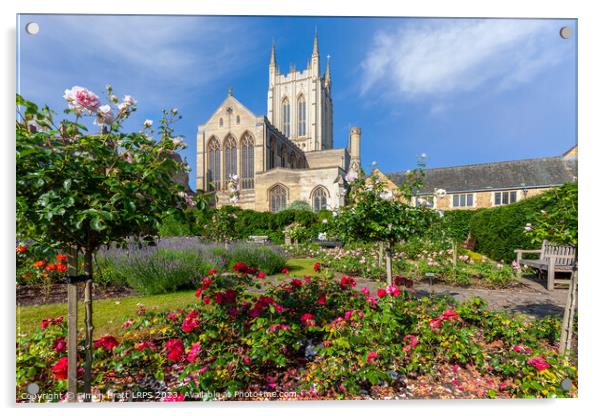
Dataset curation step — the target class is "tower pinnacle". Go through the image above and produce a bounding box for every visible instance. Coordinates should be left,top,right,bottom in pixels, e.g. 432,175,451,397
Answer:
325,54,331,87
270,39,277,66
312,29,319,57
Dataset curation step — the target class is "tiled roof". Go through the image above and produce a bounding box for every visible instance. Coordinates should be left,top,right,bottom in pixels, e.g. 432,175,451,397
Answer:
387,156,577,195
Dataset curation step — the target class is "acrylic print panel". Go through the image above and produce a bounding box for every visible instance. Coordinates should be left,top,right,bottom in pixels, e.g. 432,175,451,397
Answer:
16,14,577,403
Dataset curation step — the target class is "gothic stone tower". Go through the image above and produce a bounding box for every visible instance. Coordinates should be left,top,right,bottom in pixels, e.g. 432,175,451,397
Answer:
267,31,333,152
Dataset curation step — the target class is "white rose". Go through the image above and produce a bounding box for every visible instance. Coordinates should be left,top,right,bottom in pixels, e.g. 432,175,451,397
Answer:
144,119,153,128
95,104,114,125
123,95,137,106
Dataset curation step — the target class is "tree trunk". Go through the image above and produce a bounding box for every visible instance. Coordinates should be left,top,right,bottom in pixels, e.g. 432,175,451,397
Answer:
377,242,384,268
67,247,79,402
560,255,578,356
452,240,457,267
83,249,94,402
385,241,393,286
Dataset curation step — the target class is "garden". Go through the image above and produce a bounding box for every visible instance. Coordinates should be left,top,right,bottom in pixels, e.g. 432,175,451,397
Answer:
16,87,578,402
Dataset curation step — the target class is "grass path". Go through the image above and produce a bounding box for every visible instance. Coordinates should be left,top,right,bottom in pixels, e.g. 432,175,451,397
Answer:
16,258,319,338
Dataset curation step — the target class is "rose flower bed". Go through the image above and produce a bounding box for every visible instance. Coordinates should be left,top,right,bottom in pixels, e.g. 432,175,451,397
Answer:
17,263,576,402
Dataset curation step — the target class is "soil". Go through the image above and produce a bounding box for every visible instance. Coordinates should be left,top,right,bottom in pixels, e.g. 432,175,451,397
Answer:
16,283,136,306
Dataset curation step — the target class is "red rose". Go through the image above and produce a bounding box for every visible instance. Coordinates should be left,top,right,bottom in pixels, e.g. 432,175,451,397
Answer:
55,263,68,273
403,334,418,347
195,287,203,299
313,262,321,272
429,318,442,330
290,279,303,288
376,288,387,298
208,268,217,275
242,355,251,364
257,271,266,279
53,337,67,353
162,393,185,402
181,317,199,333
281,267,289,274
202,295,211,304
339,276,356,289
94,336,119,351
165,339,185,362
16,245,27,254
366,351,378,364
45,263,57,271
300,313,316,327
317,295,326,305
527,356,550,371
51,357,69,380
55,253,68,262
440,309,459,321
41,318,51,329
33,260,46,268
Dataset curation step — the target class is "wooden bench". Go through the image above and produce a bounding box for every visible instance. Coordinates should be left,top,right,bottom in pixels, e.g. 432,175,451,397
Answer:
514,240,576,291
248,235,269,244
315,240,343,248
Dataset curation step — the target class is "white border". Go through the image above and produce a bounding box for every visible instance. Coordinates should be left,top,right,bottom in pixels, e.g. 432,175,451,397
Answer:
2,1,600,415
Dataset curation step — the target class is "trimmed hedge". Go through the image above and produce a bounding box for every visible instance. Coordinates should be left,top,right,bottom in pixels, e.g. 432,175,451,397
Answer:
468,184,577,262
440,209,484,242
160,206,326,244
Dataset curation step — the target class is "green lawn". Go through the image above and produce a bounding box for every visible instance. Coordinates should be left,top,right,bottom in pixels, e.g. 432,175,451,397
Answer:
16,257,319,338
17,290,198,339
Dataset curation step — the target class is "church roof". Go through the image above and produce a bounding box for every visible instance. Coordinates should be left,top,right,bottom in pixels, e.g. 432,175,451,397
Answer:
386,153,578,195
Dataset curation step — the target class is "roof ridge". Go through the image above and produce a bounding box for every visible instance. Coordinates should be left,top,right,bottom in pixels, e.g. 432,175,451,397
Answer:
386,155,566,176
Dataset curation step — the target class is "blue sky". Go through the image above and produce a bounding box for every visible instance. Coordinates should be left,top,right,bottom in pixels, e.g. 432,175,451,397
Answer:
17,15,577,190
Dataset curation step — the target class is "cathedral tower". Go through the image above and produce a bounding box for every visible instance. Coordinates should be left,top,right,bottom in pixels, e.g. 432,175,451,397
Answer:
267,31,333,152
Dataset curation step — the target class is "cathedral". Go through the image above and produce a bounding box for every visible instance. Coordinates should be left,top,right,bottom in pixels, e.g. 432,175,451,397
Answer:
195,32,361,212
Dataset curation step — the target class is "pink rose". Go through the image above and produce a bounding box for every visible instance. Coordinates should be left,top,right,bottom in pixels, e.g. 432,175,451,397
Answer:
366,351,378,364
527,356,550,371
63,86,100,114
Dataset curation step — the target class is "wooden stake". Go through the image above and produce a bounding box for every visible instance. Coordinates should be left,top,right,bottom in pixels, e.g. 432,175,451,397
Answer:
67,248,78,403
83,249,94,402
385,242,393,286
560,267,578,355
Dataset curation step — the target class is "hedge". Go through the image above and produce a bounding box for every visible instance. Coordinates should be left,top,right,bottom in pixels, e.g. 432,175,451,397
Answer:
439,209,484,242
159,206,326,244
468,183,577,262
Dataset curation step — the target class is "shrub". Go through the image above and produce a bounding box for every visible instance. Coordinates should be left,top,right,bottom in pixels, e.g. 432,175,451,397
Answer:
226,243,287,275
469,184,577,262
17,270,577,401
96,247,214,295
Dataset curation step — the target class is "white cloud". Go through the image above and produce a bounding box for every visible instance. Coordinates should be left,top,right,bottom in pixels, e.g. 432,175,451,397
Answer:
20,15,260,107
360,19,570,100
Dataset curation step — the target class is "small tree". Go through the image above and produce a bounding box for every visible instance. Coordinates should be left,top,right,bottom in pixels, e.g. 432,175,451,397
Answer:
334,164,437,284
16,86,194,398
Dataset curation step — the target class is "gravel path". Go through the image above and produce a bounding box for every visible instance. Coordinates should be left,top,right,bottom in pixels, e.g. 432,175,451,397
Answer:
263,274,569,320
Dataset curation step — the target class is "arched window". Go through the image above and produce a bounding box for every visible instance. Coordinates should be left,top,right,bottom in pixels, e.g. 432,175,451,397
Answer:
290,152,296,170
269,137,276,169
270,185,287,212
281,97,290,137
207,138,221,191
297,95,306,137
241,134,254,189
224,135,237,182
312,187,328,212
219,118,223,127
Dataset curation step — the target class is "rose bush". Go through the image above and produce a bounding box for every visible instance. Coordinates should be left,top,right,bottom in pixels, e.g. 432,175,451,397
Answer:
17,262,575,401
